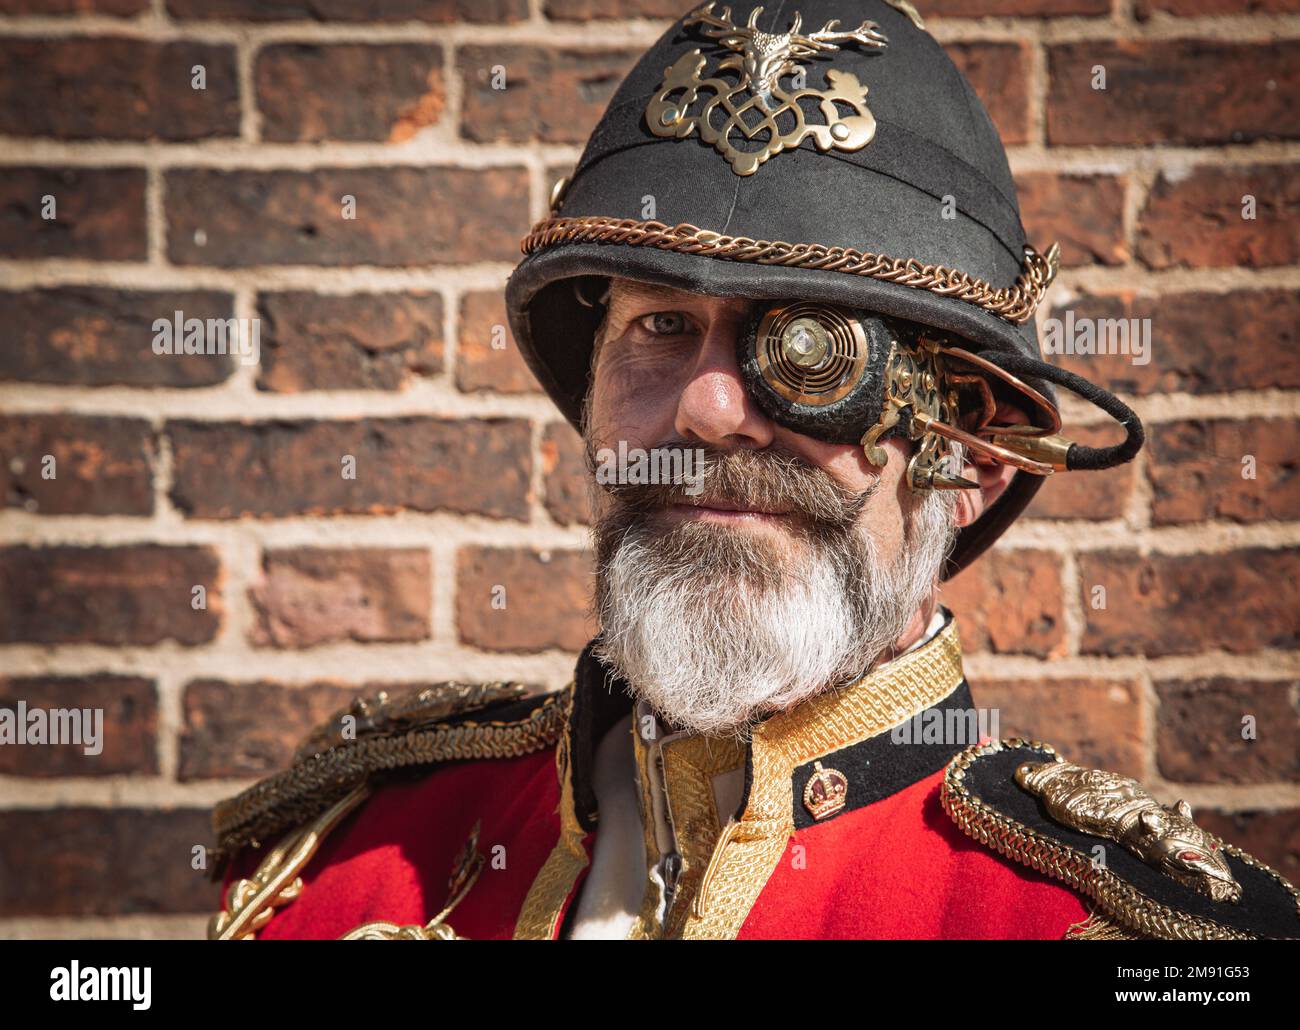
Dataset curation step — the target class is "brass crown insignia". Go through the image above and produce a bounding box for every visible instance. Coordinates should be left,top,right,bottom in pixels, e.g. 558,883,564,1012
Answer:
645,2,889,176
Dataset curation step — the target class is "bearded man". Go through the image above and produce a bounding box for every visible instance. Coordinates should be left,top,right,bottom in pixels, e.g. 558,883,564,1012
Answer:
207,1,1298,941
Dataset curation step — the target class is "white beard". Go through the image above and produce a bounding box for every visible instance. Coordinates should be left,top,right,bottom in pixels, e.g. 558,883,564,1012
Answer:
593,486,956,738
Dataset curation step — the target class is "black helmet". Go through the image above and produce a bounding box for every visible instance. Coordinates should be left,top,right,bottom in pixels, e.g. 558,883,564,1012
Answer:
505,0,1141,575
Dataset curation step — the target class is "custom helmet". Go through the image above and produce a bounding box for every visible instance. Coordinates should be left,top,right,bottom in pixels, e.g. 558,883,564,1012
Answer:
505,0,1141,575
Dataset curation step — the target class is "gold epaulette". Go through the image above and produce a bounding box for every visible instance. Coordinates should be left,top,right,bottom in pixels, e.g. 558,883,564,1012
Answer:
210,680,571,873
941,738,1300,941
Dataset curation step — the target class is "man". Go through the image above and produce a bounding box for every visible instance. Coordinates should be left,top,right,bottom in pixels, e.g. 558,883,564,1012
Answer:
207,1,1297,940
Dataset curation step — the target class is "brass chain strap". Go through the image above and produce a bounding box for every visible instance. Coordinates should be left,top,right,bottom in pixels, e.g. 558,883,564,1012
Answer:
520,215,1060,325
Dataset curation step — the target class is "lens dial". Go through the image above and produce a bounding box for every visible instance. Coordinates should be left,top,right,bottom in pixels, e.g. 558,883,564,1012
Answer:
754,303,869,406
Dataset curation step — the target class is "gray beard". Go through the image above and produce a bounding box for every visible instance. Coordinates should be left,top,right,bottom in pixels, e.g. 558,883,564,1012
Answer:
592,483,957,739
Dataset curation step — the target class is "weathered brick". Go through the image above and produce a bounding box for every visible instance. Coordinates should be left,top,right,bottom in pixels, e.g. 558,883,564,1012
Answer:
1137,164,1299,270
249,547,432,648
456,547,594,652
0,675,158,777
257,292,443,392
0,414,155,516
257,44,444,143
458,46,639,144
0,0,147,11
167,0,527,21
945,42,1030,147
0,288,236,387
0,167,145,261
1136,0,1300,15
1015,173,1126,268
0,545,222,646
1024,423,1135,521
1079,548,1300,657
1044,290,1298,397
971,678,1145,779
0,808,214,916
940,550,1065,658
1047,41,1300,146
0,39,239,140
925,0,1111,11
1194,808,1300,884
168,418,531,520
544,0,685,16
456,290,541,394
542,421,590,526
1155,677,1299,784
1149,418,1300,525
179,679,358,780
165,167,529,266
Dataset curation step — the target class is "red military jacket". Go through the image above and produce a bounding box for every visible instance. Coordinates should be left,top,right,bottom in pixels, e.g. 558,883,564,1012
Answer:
209,612,1299,940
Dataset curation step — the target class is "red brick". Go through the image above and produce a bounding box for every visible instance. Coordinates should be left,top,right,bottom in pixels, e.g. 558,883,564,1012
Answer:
458,46,640,144
0,808,215,916
257,292,443,392
0,288,236,387
0,545,222,646
1079,548,1300,657
0,39,238,140
1044,290,1298,397
167,418,532,520
1047,40,1300,146
927,0,1111,11
165,167,529,266
456,290,541,394
1137,164,1299,270
945,42,1031,147
0,675,157,777
0,167,145,261
940,550,1065,658
0,0,147,11
1155,677,1299,785
456,547,594,652
1014,173,1126,268
249,547,432,648
167,0,527,21
0,414,155,516
179,679,359,780
1024,424,1135,521
1136,0,1300,14
544,0,685,16
1193,808,1300,884
542,421,590,526
257,44,444,143
971,678,1145,779
1149,418,1300,525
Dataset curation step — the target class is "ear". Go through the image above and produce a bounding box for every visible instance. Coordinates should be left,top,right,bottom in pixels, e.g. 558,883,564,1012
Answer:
953,400,1033,529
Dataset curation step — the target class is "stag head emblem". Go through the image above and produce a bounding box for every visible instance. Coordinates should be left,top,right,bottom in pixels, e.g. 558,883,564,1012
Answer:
645,3,889,175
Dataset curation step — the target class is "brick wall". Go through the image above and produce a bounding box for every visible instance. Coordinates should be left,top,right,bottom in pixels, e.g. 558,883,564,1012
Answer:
0,0,1296,938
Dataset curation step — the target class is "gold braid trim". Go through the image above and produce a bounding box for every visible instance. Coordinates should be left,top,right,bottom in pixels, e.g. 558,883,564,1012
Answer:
942,738,1300,941
1065,909,1147,941
212,688,570,868
520,215,1060,326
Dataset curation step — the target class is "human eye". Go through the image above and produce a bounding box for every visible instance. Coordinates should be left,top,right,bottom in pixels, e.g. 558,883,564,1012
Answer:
635,310,694,337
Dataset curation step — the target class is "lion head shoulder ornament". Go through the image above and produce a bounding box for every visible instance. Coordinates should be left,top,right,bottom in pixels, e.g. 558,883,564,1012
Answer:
505,0,1143,577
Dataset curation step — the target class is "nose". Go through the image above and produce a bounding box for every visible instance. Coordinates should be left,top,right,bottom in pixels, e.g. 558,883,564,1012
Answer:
674,315,776,450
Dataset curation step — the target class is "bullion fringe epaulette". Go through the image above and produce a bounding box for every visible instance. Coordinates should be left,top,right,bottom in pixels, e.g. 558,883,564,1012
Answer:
210,680,572,874
940,738,1300,941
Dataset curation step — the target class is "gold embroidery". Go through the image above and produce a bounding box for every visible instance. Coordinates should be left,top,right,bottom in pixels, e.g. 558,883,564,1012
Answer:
1064,909,1146,941
941,738,1300,941
213,687,569,865
513,690,590,940
209,785,370,941
520,215,1060,326
680,618,966,939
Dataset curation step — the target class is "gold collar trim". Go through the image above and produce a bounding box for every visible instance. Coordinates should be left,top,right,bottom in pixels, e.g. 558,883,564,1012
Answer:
520,214,1059,326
